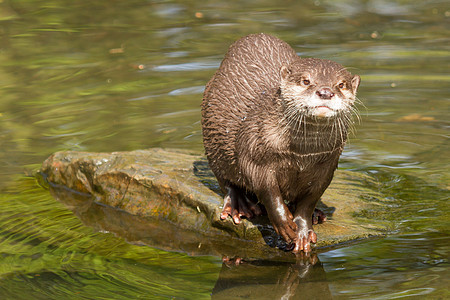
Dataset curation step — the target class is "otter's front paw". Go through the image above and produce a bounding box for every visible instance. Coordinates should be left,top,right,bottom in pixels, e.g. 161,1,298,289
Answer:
271,216,298,244
292,228,317,253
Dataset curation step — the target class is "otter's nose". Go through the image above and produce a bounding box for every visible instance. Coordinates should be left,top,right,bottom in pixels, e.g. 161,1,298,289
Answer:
316,88,334,100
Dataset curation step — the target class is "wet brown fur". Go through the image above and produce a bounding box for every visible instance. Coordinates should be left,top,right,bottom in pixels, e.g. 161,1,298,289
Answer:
201,33,360,252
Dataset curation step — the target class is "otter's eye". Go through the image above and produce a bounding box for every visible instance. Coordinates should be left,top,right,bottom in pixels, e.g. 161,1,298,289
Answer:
338,82,345,89
302,79,310,86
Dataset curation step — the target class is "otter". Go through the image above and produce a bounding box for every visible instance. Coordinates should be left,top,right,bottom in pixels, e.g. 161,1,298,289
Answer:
201,33,361,253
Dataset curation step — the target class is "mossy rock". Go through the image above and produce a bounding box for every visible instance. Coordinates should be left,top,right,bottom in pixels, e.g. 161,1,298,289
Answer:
38,148,388,261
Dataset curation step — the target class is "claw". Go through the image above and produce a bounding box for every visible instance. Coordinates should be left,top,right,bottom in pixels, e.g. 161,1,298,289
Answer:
220,186,262,224
292,230,317,253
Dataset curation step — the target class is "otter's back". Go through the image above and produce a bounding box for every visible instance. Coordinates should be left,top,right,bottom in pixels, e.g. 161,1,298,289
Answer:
204,34,299,111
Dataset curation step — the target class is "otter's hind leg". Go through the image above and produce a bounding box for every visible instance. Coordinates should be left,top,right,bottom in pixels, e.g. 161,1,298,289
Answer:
220,184,262,224
312,208,327,225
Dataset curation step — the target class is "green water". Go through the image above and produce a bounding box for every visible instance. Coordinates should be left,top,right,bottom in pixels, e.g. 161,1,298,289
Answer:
0,0,448,299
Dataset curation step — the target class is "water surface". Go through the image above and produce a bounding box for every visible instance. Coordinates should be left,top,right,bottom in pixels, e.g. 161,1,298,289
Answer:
0,0,448,298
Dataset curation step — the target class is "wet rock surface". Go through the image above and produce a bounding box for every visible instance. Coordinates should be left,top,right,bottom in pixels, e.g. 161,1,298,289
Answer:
38,148,387,260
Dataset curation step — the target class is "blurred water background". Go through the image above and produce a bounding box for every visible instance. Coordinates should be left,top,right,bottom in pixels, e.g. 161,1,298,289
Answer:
0,0,448,298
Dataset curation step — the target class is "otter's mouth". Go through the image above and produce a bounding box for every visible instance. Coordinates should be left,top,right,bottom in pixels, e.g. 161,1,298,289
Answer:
312,106,335,118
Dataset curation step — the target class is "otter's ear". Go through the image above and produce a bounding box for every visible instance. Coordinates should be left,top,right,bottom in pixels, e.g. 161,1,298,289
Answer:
351,75,361,94
280,66,291,80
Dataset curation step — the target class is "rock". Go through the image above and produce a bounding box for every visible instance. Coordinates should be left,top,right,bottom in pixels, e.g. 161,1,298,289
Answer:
38,148,387,260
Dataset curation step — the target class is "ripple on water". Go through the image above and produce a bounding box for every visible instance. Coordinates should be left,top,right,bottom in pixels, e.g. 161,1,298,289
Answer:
152,62,220,72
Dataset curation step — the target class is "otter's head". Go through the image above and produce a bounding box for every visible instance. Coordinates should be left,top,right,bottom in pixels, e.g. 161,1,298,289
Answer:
280,58,360,119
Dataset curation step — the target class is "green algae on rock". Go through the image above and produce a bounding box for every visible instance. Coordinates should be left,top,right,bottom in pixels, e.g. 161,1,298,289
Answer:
38,148,388,260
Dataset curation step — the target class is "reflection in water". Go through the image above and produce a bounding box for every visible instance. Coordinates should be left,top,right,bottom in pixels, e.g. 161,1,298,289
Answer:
48,177,335,299
212,255,332,300
0,0,448,298
48,183,230,256
47,180,299,261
